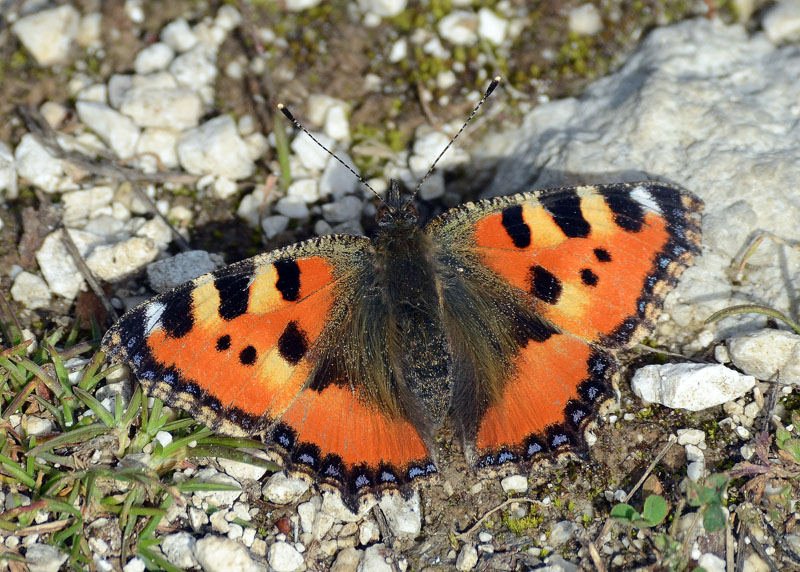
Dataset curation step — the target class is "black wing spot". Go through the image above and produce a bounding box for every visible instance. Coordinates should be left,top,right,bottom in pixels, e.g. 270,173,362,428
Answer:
274,259,301,302
540,189,591,238
216,260,255,320
501,205,531,248
594,248,612,262
161,285,194,339
278,321,309,365
216,334,231,351
529,265,563,305
600,189,646,232
580,268,599,287
239,345,257,366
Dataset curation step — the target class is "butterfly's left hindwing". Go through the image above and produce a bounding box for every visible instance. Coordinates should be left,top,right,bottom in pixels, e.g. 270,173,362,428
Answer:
428,182,702,468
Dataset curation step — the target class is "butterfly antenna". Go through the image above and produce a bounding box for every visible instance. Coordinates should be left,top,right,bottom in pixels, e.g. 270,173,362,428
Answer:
277,104,385,204
411,76,501,202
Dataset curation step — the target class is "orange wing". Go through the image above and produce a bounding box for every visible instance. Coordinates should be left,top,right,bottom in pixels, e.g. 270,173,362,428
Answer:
428,182,702,466
101,235,435,508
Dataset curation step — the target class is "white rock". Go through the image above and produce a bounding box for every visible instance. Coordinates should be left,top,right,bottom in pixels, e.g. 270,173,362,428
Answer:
297,501,317,534
320,490,375,522
76,83,107,103
40,101,68,129
213,176,239,199
161,532,199,569
411,128,468,173
437,10,478,45
377,492,422,537
324,103,351,142
36,229,101,300
728,329,800,386
25,416,54,437
359,544,393,572
11,272,51,310
135,128,181,171
501,475,528,493
313,510,335,540
268,541,304,572
358,0,407,18
76,101,140,159
122,557,145,572
291,131,335,172
477,8,508,45
135,217,172,248
568,4,603,36
161,18,197,52
456,544,478,570
120,86,203,130
549,520,578,546
24,543,69,572
319,153,359,198
762,0,800,44
697,552,726,572
192,468,242,507
146,251,221,293
62,186,115,227
685,444,704,462
288,179,321,204
86,237,160,282
631,363,756,411
359,520,379,545
178,115,255,179
134,43,175,74
12,5,79,66
261,215,290,238
215,5,242,32
388,38,407,63
284,0,322,11
217,450,270,482
14,134,73,193
0,142,18,198
193,535,266,572
436,69,457,90
275,197,311,219
677,429,705,446
322,195,362,223
77,13,102,49
484,19,800,339
170,45,218,88
262,472,310,505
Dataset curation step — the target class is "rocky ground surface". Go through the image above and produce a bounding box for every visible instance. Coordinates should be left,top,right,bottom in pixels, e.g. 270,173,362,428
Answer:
2,1,800,572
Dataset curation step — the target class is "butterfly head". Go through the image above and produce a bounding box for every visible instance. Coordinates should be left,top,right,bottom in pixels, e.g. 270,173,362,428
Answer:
376,180,419,229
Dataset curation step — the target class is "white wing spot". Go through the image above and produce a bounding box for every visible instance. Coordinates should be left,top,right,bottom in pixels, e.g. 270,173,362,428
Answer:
631,185,661,214
144,302,166,334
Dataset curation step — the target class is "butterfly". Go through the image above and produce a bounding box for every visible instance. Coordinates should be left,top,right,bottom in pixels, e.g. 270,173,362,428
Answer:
101,174,702,512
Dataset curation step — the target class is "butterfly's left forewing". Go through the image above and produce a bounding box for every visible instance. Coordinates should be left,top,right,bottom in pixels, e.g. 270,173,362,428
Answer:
428,182,702,468
102,235,436,510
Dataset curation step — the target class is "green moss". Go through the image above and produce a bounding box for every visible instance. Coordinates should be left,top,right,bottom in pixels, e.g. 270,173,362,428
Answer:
503,506,544,536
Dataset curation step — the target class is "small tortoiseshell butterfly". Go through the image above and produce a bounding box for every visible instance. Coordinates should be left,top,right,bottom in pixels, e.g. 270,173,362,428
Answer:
102,84,703,513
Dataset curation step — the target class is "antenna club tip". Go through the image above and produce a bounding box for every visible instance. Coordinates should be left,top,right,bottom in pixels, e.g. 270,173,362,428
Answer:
277,103,285,109
493,75,502,83
278,104,295,121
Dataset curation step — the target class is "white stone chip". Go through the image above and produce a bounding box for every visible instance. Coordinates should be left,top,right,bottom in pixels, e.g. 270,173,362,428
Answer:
217,450,270,482
178,115,255,179
193,535,266,572
727,329,800,386
501,474,528,493
161,18,198,52
0,142,18,198
437,10,478,45
15,134,73,193
324,103,351,142
631,363,756,411
161,532,199,569
549,520,578,546
134,43,175,74
377,492,422,537
170,45,218,88
284,0,322,11
135,128,181,171
477,8,508,45
321,195,363,223
676,429,705,446
319,153,359,198
359,544,393,572
261,215,290,239
358,0,407,18
268,541,304,572
191,468,243,507
568,4,603,36
456,544,478,570
11,272,52,310
291,131,335,172
86,237,160,282
36,229,100,300
146,251,222,293
762,0,800,44
697,552,726,572
262,472,310,506
120,86,203,130
12,5,79,66
24,543,69,572
76,101,140,159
